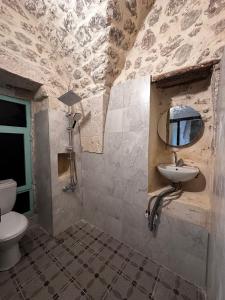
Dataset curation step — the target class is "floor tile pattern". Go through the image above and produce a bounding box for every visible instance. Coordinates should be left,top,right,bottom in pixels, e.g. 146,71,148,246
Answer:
0,220,205,300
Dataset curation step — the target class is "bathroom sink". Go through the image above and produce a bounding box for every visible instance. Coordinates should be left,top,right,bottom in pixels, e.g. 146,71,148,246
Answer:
157,164,199,183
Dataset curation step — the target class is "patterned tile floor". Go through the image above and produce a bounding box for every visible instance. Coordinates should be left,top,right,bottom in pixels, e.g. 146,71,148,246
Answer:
0,220,205,300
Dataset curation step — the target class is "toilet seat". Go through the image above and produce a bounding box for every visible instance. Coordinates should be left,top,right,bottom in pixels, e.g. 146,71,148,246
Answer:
0,212,28,242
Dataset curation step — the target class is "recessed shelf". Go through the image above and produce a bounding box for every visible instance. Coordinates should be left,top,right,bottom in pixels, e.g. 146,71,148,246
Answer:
58,152,74,178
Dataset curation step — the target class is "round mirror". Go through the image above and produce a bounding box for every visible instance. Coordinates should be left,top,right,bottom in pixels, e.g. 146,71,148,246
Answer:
158,105,204,147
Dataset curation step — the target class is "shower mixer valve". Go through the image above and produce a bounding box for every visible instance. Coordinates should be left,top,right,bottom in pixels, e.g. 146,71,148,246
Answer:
62,111,82,192
57,90,82,193
63,182,76,192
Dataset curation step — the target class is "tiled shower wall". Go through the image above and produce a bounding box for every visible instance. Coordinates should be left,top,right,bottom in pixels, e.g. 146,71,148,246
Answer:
207,52,225,300
48,108,83,236
81,77,150,241
81,76,208,287
35,106,83,236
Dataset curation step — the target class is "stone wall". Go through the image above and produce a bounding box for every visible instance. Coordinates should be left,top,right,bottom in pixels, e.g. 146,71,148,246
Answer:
0,0,153,152
1,0,225,152
149,76,215,197
116,0,225,83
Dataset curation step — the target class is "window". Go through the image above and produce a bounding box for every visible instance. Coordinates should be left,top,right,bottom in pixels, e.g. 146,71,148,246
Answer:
0,95,33,214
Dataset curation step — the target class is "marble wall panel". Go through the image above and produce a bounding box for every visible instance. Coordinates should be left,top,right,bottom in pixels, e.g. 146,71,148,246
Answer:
34,109,53,233
48,107,83,236
81,76,208,287
207,51,225,300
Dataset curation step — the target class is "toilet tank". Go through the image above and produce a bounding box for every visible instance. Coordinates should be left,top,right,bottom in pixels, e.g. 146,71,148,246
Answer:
0,179,17,215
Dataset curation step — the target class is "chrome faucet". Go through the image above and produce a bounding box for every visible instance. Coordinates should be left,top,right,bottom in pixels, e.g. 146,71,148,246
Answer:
63,183,76,192
172,151,184,167
173,151,178,165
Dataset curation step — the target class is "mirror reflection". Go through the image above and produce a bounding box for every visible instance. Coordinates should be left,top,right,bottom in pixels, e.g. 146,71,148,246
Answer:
158,105,204,147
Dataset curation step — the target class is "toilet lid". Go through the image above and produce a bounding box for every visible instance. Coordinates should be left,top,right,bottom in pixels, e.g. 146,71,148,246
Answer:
0,212,28,242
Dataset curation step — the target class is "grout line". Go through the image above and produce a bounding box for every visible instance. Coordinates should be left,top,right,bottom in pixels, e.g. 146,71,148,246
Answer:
151,265,162,298
12,221,203,300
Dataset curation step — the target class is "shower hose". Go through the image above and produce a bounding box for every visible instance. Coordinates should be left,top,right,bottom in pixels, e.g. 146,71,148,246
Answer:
146,184,182,232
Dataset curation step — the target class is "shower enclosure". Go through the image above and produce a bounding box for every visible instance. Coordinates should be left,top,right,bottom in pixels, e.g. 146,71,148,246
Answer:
58,90,82,192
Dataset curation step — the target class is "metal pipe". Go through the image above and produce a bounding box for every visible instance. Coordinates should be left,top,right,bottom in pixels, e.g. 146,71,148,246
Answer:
146,184,182,233
63,107,77,192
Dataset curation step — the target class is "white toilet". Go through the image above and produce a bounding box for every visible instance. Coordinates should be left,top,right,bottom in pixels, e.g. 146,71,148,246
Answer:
0,179,28,271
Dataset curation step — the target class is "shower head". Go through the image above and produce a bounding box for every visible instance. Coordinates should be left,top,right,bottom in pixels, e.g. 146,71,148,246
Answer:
58,90,81,106
72,113,82,128
74,113,82,122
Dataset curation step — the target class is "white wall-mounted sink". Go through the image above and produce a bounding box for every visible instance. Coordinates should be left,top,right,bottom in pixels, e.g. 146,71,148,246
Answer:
157,164,199,183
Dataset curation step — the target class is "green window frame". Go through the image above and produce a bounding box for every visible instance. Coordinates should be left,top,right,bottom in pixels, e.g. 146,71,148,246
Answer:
0,95,33,215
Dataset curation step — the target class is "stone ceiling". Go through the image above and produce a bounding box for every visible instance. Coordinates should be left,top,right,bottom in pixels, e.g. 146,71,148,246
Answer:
0,0,154,99
116,0,225,83
0,0,225,152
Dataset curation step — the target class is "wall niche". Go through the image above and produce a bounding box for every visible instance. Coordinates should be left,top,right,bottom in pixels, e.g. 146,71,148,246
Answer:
58,153,74,178
149,61,217,195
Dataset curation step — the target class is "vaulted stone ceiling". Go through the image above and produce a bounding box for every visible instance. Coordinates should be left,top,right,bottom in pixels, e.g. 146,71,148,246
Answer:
1,0,225,97
116,0,225,83
0,0,225,153
0,0,153,99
